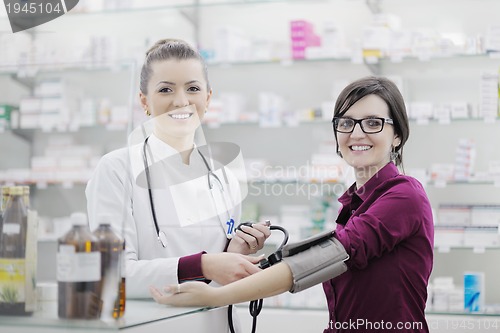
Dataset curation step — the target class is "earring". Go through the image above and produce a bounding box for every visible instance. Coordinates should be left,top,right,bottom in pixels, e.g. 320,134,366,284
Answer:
390,146,399,163
144,108,150,116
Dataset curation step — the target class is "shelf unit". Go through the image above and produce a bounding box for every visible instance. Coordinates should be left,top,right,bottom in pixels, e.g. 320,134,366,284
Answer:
0,60,137,217
1,0,500,318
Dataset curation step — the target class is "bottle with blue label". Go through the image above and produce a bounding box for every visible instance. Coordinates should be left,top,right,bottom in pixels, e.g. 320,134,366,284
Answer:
464,272,484,312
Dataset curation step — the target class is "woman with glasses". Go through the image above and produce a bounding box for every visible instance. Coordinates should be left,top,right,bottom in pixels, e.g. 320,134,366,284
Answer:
151,76,434,333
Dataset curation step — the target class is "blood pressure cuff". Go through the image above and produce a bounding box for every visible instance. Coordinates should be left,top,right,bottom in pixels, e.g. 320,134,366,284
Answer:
281,230,349,293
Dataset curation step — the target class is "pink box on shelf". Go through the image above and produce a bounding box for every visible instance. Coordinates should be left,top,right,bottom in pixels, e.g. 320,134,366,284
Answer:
290,20,314,36
291,47,306,59
291,34,321,47
290,20,322,59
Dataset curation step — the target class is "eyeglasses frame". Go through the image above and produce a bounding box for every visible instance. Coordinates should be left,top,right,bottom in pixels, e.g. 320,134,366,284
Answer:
332,116,394,134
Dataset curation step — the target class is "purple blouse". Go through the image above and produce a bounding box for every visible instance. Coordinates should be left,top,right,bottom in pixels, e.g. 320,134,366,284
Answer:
323,163,434,333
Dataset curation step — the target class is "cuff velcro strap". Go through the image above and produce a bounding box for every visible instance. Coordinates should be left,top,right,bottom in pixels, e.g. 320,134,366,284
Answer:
282,236,348,293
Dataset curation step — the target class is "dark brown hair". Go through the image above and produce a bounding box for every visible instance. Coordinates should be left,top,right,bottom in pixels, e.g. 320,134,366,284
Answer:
333,76,409,167
140,39,210,95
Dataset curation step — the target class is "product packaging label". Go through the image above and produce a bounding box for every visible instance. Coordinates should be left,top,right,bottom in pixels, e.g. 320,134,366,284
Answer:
0,258,26,303
57,245,101,282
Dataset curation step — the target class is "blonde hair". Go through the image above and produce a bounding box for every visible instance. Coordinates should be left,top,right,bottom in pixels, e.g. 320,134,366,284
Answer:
139,39,210,94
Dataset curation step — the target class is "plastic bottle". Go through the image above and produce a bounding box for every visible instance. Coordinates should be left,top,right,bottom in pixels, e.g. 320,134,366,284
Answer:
57,212,101,319
0,186,31,316
92,219,125,319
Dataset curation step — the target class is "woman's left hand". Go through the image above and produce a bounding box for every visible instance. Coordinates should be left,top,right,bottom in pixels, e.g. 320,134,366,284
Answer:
150,282,220,307
227,221,271,254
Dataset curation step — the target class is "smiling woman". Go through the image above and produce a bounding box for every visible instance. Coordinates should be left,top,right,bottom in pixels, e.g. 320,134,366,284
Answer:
85,38,272,333
151,76,434,333
139,40,212,159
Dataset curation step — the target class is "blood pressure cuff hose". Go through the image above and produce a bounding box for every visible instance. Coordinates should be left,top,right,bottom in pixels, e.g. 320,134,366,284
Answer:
281,230,349,293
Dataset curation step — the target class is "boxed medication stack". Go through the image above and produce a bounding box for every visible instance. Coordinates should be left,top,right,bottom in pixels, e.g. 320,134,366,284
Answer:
362,14,401,59
19,79,80,131
215,26,251,63
454,139,475,181
290,20,321,60
479,71,499,120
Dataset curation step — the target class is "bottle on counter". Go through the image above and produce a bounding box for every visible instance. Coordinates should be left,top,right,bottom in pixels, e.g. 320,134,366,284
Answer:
0,186,32,316
1,186,10,210
114,239,126,319
57,212,101,319
92,218,125,319
22,186,30,210
0,186,7,246
0,186,11,251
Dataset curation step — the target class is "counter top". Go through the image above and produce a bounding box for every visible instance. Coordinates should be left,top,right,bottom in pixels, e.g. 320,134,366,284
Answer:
0,300,221,332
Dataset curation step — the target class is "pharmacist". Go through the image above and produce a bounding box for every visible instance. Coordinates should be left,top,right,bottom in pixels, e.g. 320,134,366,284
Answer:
85,38,270,306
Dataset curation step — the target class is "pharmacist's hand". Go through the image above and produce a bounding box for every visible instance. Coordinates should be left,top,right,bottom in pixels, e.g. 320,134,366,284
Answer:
202,253,262,285
227,221,271,255
150,282,221,307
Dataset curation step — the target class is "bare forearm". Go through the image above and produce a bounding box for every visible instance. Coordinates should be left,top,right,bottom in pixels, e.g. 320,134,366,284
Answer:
215,262,293,306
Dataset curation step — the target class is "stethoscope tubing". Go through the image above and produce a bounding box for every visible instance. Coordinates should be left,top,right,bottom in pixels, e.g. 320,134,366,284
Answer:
142,136,234,247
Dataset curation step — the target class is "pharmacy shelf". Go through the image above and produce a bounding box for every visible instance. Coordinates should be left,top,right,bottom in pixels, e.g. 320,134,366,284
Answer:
203,117,500,130
428,180,500,186
0,61,134,75
434,225,499,230
8,125,127,140
206,52,498,67
426,310,500,317
435,246,500,253
67,0,313,15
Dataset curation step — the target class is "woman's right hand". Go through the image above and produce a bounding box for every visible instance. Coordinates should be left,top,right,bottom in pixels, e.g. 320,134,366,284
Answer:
201,252,263,285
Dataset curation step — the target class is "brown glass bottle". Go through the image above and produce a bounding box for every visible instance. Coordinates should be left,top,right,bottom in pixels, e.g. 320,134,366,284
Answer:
0,186,6,250
57,212,101,319
0,186,31,316
21,186,30,209
92,221,125,319
113,240,126,319
1,186,10,211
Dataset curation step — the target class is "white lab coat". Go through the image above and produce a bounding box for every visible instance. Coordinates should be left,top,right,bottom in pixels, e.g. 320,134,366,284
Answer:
85,134,243,300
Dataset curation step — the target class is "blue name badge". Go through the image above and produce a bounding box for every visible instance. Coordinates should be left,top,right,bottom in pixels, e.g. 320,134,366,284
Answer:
226,218,235,238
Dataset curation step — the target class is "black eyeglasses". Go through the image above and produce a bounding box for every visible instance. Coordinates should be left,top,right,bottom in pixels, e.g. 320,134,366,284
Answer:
332,117,394,134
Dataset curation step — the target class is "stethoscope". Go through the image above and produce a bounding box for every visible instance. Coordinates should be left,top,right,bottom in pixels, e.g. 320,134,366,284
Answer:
142,136,235,248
